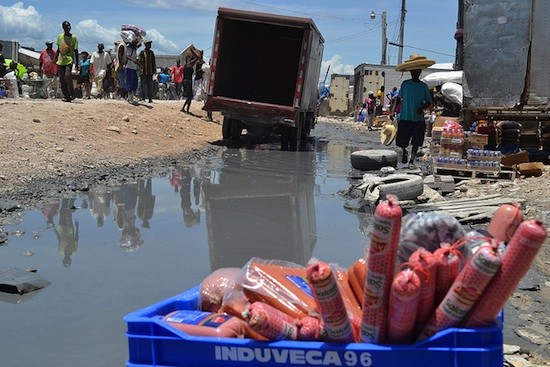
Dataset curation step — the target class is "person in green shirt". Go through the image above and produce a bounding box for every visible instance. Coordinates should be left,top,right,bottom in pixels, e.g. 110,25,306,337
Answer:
55,21,78,102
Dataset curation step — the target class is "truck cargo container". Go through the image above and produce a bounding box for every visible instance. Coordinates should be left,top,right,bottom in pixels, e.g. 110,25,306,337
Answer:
204,8,324,150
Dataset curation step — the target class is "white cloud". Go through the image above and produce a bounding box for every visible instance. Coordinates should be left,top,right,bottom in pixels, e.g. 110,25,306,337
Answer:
75,19,120,50
74,20,181,55
320,54,355,82
0,2,46,41
122,0,220,11
143,29,180,54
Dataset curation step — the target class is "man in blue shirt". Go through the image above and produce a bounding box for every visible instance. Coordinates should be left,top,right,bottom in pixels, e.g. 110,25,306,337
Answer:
394,54,435,167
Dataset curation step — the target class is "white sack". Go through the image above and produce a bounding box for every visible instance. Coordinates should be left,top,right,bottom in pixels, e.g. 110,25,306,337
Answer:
441,82,463,106
422,70,463,89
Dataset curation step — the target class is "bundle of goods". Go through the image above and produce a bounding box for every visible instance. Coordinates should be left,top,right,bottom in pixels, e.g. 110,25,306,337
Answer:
496,120,521,154
158,197,545,346
120,24,146,44
466,149,502,171
433,120,467,169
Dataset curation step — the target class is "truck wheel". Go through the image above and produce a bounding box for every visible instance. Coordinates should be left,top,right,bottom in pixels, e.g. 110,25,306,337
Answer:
230,120,243,141
280,126,290,151
222,117,232,140
289,125,301,151
351,149,398,170
364,174,424,204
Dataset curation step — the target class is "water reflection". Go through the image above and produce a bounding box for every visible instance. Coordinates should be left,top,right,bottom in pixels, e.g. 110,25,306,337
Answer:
203,149,318,269
113,184,144,252
55,198,79,267
137,179,155,229
88,186,111,227
171,166,202,228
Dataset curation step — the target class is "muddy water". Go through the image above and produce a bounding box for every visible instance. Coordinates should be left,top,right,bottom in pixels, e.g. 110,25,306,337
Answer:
0,143,371,367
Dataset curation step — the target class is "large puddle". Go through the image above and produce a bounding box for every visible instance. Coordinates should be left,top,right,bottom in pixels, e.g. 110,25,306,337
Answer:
0,140,373,366
0,135,535,365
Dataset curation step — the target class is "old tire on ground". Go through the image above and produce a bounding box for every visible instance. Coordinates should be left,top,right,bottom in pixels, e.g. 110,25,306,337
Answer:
364,174,424,204
351,149,398,170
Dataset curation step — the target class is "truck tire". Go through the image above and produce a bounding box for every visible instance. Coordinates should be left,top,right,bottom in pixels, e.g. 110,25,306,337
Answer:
364,174,424,204
289,125,301,151
222,117,232,140
230,120,243,141
351,149,398,170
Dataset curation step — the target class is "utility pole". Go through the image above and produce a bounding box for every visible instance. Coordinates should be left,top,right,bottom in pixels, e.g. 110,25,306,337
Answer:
381,11,387,65
455,0,464,69
371,11,388,65
398,0,406,64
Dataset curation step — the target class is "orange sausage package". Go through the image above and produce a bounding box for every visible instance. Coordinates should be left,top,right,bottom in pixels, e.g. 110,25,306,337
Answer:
240,258,319,320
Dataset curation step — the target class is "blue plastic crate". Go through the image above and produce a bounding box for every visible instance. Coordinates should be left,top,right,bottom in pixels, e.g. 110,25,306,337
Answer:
124,286,504,367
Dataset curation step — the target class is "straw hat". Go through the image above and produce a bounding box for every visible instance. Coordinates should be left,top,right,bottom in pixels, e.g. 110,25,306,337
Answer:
380,119,398,146
396,53,435,72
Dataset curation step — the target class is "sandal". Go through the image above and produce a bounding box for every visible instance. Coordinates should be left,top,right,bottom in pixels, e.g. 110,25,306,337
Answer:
401,150,408,164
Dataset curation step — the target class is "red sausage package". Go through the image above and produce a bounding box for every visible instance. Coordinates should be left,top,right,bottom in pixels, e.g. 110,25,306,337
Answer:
418,239,502,341
240,258,318,320
465,219,547,327
243,301,298,341
360,195,402,344
387,267,421,344
307,260,356,343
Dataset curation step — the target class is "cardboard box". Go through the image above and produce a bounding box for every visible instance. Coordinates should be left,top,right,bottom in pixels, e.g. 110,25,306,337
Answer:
501,150,529,168
513,162,544,176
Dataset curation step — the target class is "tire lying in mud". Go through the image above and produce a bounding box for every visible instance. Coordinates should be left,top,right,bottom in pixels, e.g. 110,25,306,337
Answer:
351,149,398,170
364,174,424,204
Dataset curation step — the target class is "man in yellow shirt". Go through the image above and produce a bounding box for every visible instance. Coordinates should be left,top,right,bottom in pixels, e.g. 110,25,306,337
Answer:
55,21,78,102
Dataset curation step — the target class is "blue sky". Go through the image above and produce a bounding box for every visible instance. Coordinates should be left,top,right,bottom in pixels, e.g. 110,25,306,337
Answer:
0,1,458,77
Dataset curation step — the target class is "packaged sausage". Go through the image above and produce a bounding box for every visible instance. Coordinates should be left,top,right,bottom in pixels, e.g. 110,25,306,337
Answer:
199,267,243,312
163,310,250,338
360,195,402,344
408,247,437,333
388,267,421,344
433,242,461,306
244,301,298,341
419,240,502,340
307,260,356,343
296,316,324,341
348,257,367,304
218,288,251,320
240,258,318,320
465,220,547,327
486,203,523,243
333,265,362,336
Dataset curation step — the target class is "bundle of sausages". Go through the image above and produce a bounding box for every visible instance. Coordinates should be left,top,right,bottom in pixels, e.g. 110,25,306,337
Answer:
162,202,546,345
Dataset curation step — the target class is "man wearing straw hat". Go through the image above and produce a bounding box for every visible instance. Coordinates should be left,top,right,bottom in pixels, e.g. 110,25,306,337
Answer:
394,54,434,167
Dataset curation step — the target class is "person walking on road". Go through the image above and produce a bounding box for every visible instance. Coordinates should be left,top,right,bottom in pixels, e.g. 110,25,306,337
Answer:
138,40,156,103
394,54,434,168
39,40,58,79
125,40,140,104
170,59,184,100
77,51,91,99
180,55,198,113
56,21,78,102
90,43,112,99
